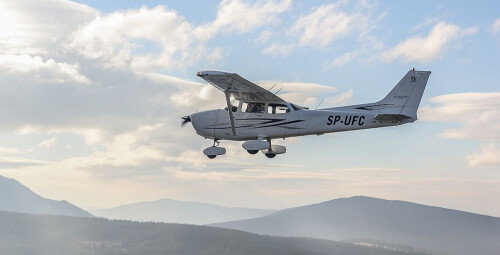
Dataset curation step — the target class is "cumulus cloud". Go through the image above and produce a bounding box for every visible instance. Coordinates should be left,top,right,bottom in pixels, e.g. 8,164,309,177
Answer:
466,144,500,167
381,22,478,63
67,0,290,72
292,3,354,47
0,54,90,83
492,19,500,34
67,5,202,71
262,1,383,57
196,0,291,40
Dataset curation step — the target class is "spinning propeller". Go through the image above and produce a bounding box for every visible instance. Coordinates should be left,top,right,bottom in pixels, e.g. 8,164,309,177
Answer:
181,115,191,127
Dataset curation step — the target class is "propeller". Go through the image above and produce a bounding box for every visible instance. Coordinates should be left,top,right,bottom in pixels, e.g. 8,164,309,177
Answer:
181,115,191,127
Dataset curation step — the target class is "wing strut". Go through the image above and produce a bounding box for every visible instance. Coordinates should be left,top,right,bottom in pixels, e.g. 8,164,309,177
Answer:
224,92,237,136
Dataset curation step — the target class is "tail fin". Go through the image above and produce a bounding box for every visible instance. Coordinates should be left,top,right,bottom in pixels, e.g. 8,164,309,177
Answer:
376,69,431,119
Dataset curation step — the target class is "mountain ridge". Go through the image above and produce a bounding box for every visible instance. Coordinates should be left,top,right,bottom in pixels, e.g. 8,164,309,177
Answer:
92,197,275,225
0,175,93,218
211,196,500,255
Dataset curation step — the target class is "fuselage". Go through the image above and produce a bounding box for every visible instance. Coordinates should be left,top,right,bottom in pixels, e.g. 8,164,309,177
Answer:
190,105,414,141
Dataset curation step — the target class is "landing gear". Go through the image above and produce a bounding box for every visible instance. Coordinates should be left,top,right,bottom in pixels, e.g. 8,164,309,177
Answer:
265,153,276,158
261,138,286,159
203,139,226,159
247,150,259,154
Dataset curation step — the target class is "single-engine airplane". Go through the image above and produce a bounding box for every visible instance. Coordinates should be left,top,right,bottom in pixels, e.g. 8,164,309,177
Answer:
182,69,430,159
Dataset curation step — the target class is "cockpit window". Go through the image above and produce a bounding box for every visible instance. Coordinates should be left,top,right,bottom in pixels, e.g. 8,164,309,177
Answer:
268,103,290,114
242,102,266,113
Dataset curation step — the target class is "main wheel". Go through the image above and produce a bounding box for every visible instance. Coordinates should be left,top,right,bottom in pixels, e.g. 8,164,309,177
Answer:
207,155,217,159
247,150,259,154
265,153,276,158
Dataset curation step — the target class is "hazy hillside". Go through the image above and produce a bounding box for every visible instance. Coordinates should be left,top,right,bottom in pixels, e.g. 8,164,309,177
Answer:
212,196,500,255
0,175,92,218
92,198,274,224
0,210,426,255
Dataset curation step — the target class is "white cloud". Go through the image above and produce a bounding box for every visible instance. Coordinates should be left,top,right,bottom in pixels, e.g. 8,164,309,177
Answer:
381,22,478,63
0,54,90,83
38,137,57,148
255,30,272,43
421,92,500,168
196,0,291,40
466,144,500,167
0,0,96,55
420,92,500,140
292,3,354,47
261,0,384,62
67,5,202,72
261,43,295,56
492,19,500,34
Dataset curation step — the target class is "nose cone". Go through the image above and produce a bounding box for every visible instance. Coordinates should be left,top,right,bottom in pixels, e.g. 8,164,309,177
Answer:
190,110,219,138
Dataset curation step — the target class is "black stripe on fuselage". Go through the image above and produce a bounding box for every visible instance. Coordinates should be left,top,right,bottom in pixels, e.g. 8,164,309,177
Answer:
203,118,304,130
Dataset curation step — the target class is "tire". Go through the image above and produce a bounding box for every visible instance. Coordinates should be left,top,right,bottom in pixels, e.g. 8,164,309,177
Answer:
247,150,259,154
265,153,276,158
207,155,217,159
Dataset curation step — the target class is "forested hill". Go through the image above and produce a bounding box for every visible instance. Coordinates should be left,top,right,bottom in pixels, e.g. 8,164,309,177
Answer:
0,210,425,255
212,196,500,255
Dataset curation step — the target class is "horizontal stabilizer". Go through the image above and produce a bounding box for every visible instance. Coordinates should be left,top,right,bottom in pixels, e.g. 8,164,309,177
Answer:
375,114,412,121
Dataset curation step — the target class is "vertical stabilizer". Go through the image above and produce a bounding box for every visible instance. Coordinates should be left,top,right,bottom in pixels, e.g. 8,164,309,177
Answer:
377,69,431,119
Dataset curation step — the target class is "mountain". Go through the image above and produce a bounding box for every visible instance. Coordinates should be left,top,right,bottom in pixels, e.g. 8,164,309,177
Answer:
92,198,274,225
0,210,425,255
212,196,500,255
0,175,92,217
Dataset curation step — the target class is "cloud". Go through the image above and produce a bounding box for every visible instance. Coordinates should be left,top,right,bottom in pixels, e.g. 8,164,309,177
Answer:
38,137,57,148
261,1,383,56
381,22,478,63
492,19,500,34
292,3,355,47
466,144,500,167
420,92,500,140
420,92,500,168
0,0,96,55
0,54,90,83
196,0,291,40
67,5,203,72
67,0,290,72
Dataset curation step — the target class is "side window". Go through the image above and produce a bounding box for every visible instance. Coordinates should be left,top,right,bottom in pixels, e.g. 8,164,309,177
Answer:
243,102,266,113
268,104,289,114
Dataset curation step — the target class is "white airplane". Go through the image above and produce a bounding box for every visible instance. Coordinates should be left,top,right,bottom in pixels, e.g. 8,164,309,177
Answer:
182,69,431,159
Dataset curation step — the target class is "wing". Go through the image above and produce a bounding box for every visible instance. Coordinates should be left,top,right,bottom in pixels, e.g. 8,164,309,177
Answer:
196,71,285,102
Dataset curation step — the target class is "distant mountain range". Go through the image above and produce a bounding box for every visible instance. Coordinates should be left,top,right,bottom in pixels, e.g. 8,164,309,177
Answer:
211,196,500,255
0,175,92,217
0,210,424,255
92,198,275,225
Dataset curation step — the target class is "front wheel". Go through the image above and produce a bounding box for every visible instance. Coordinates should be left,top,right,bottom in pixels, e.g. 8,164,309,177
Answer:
265,153,276,158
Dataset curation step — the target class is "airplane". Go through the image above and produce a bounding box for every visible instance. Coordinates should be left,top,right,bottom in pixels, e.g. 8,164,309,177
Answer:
181,68,431,159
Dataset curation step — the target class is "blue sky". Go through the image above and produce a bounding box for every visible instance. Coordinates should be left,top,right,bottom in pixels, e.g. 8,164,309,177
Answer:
0,0,499,215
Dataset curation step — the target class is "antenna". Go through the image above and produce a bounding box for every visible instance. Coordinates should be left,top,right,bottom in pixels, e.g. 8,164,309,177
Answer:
274,86,283,94
315,98,325,110
268,84,276,91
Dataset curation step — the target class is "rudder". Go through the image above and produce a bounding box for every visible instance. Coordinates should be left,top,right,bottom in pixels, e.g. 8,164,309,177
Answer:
378,69,431,119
